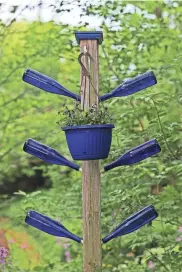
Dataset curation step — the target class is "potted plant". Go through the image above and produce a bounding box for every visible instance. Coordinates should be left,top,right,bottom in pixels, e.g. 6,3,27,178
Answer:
57,102,114,160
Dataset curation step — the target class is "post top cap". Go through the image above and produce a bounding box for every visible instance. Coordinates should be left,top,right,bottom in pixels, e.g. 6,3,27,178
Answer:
75,31,103,44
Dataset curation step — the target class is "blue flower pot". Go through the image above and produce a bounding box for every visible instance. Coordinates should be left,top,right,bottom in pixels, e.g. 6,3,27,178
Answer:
62,124,114,160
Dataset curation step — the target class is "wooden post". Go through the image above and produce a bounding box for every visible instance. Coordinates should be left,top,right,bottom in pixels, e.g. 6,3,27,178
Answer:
75,32,103,272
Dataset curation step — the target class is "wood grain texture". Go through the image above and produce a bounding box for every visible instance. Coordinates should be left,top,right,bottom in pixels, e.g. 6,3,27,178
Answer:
80,39,102,272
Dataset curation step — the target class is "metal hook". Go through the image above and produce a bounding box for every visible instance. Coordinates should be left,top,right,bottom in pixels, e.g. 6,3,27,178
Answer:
78,52,93,78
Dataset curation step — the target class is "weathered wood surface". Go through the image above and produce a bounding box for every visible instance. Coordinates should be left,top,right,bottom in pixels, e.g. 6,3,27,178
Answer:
80,39,102,272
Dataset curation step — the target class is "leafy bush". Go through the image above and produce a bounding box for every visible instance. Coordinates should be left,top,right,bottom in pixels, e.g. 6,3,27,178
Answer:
1,1,182,271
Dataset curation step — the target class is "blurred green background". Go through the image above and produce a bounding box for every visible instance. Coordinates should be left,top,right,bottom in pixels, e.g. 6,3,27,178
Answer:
0,0,182,271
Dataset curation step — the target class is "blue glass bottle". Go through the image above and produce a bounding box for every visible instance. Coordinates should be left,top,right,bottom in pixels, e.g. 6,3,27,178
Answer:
100,71,157,101
104,139,161,171
26,210,82,243
102,205,158,243
23,68,80,100
23,138,80,171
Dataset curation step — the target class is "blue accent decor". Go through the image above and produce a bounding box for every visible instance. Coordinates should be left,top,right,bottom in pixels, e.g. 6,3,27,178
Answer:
102,205,158,243
23,69,80,101
62,124,114,160
100,71,157,101
104,139,161,171
75,31,103,45
25,210,82,243
23,138,80,171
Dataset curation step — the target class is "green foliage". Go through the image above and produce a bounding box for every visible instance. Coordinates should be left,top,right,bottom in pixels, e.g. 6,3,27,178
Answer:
0,0,182,271
57,102,112,126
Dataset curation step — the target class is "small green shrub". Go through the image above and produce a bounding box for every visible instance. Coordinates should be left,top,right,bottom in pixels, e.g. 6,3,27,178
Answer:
57,102,113,127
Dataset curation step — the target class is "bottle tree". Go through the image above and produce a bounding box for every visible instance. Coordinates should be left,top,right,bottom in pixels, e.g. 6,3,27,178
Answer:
22,31,161,272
